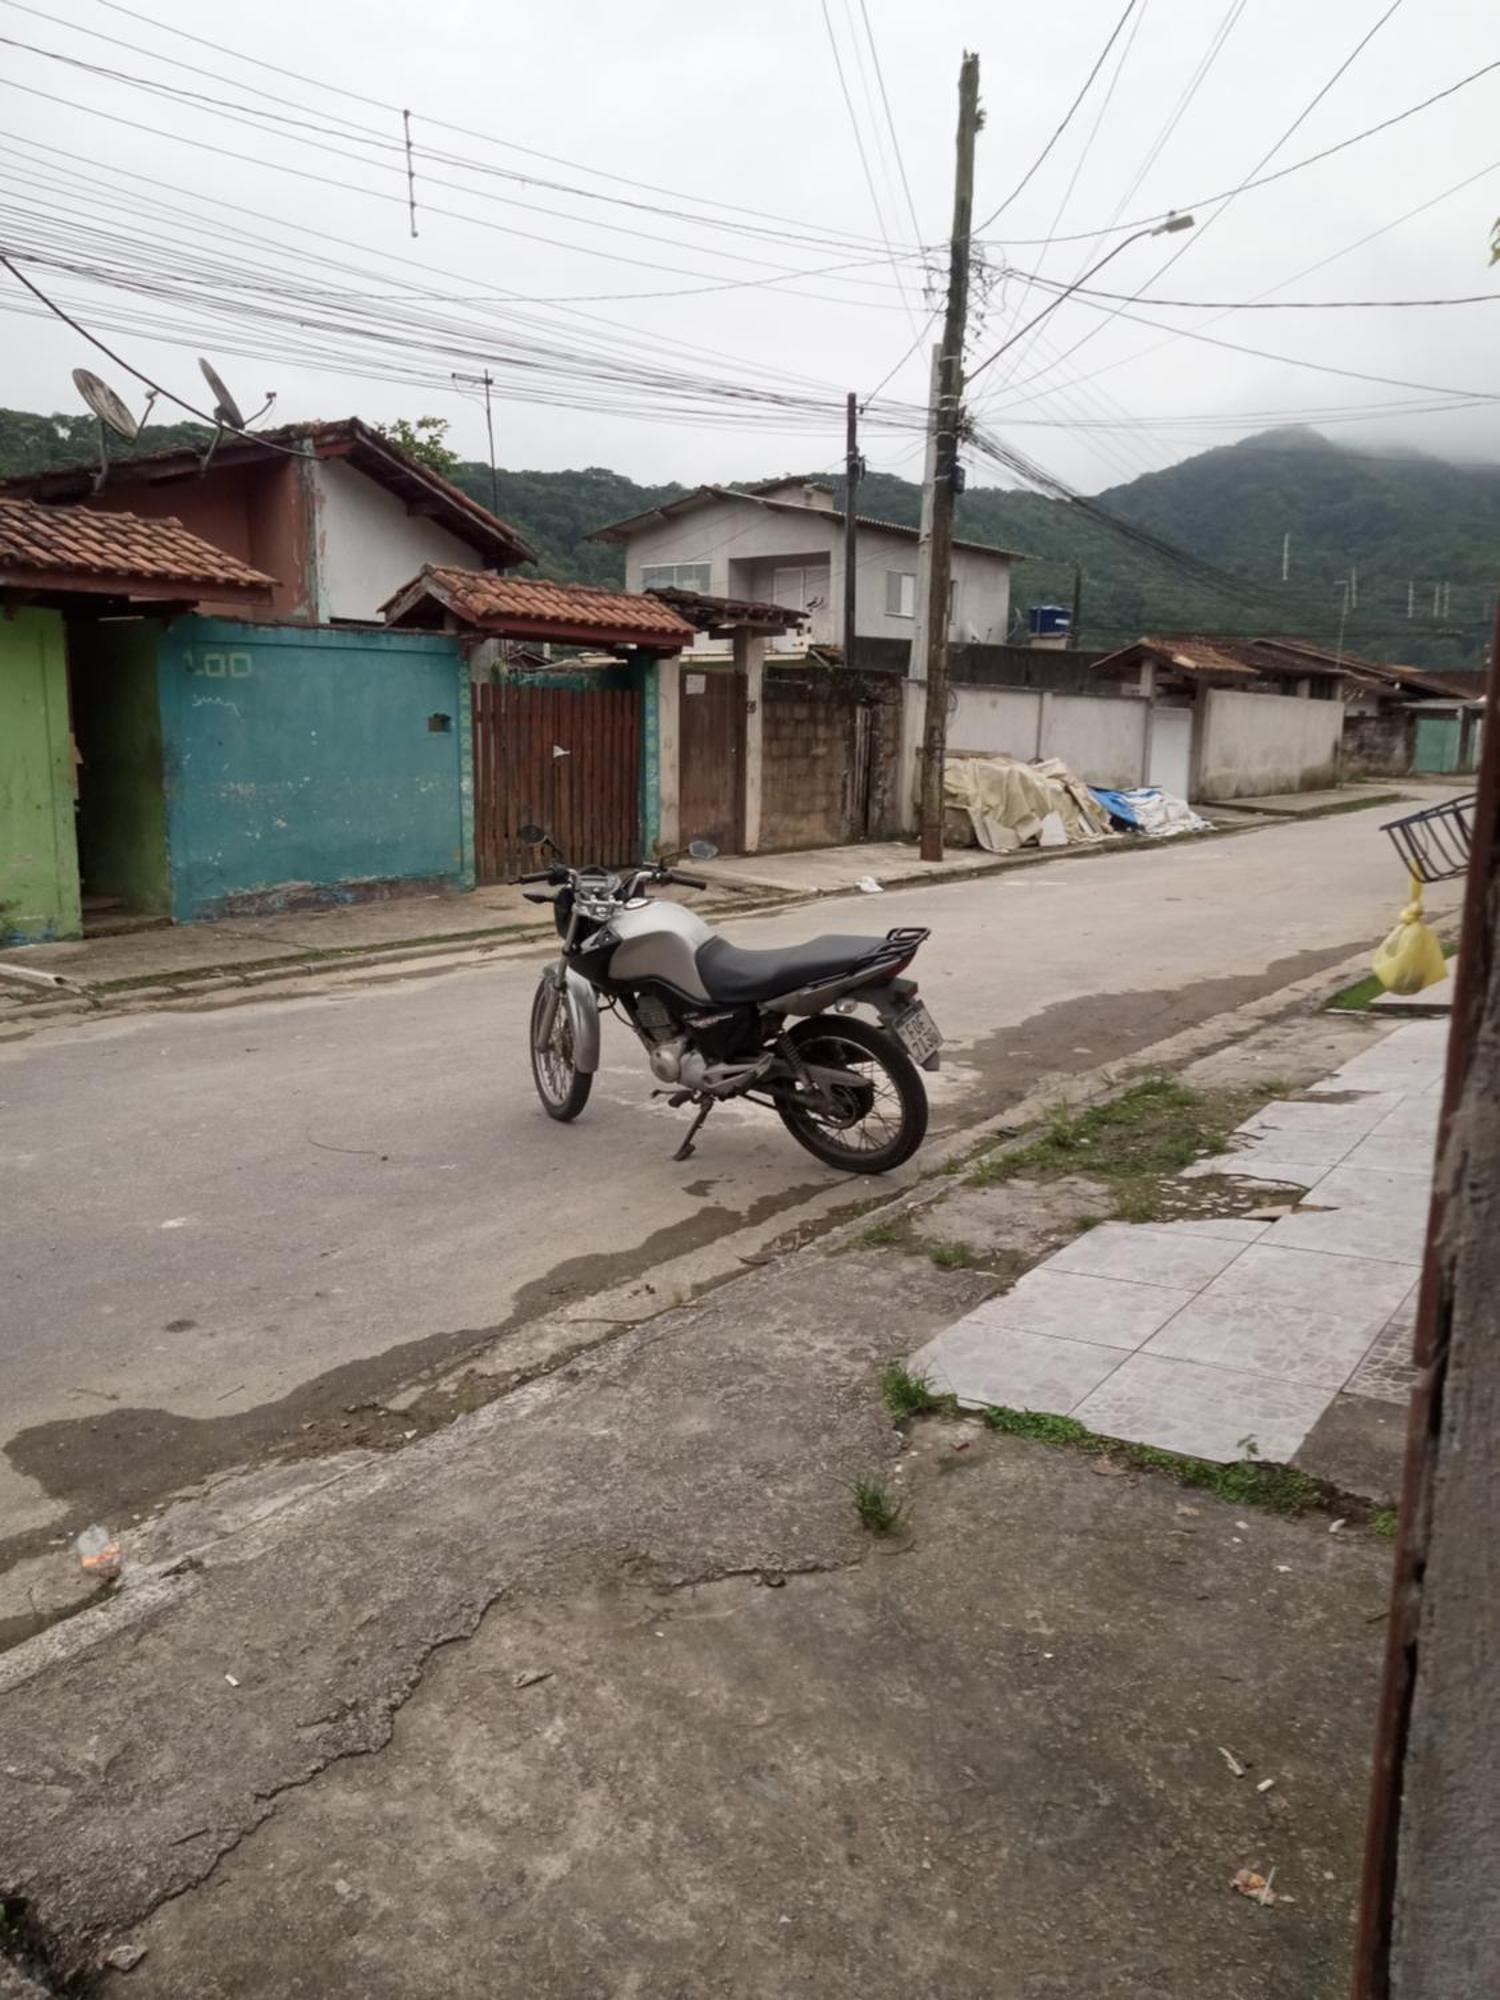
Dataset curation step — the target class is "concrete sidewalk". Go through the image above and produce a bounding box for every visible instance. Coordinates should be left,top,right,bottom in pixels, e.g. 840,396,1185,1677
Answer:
910,1019,1442,1485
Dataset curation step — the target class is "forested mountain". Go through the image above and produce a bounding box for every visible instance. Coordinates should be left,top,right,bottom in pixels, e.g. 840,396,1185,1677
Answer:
2,407,1493,669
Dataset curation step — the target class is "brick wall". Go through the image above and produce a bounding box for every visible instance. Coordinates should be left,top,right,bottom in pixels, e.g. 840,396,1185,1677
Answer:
759,667,902,850
1344,708,1413,776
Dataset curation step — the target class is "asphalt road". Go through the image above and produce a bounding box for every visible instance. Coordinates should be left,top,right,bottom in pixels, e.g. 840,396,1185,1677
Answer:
0,805,1457,1544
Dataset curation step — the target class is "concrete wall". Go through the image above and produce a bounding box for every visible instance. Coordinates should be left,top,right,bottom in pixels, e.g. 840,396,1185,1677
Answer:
620,498,1011,655
309,457,484,622
82,458,315,620
1344,705,1413,777
155,618,471,921
945,685,1152,790
1196,689,1343,799
68,618,170,914
0,607,80,944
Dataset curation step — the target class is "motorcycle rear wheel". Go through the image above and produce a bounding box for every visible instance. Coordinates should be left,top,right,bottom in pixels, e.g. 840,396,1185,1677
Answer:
775,1013,927,1173
530,975,592,1122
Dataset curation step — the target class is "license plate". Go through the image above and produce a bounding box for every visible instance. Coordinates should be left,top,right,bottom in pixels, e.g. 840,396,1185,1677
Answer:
894,1000,942,1065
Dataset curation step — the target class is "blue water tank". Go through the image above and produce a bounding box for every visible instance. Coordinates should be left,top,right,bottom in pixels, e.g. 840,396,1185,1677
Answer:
1028,604,1072,638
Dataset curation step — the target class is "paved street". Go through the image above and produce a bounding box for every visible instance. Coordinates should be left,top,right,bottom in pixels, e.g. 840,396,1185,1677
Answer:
0,803,1457,1550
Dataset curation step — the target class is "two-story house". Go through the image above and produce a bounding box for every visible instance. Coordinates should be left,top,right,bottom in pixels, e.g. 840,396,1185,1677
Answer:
592,478,1017,660
0,417,533,625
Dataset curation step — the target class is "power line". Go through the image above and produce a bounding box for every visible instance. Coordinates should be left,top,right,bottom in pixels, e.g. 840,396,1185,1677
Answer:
57,0,925,256
818,0,922,332
972,56,1500,249
975,0,1143,230
856,0,925,244
1016,278,1500,311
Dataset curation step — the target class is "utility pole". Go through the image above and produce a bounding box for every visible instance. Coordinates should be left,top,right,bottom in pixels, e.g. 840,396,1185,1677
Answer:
909,345,942,685
1281,531,1290,583
917,51,981,863
1070,564,1084,648
843,391,862,672
452,368,499,515
1407,579,1415,620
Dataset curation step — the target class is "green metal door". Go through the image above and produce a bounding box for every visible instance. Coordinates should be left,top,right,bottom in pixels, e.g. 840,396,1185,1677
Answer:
1413,713,1460,774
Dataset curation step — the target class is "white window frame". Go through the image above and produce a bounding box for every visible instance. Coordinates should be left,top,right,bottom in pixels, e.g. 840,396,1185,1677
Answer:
640,561,712,593
885,570,916,619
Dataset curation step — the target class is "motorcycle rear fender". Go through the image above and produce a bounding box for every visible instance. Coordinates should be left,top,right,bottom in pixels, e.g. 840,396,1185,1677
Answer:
539,963,601,1074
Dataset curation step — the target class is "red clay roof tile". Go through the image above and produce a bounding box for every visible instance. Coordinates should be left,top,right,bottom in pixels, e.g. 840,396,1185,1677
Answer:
0,497,274,592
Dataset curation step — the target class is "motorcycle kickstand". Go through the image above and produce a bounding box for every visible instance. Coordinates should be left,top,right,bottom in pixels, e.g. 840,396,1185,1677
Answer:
672,1095,714,1163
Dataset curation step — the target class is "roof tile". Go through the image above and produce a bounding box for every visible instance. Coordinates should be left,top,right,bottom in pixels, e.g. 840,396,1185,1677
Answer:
0,497,274,592
389,566,696,640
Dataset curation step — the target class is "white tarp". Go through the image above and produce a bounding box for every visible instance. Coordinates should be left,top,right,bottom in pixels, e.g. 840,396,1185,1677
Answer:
942,755,1116,854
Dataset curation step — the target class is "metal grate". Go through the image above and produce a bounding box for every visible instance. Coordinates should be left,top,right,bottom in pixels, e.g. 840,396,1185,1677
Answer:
1381,793,1477,884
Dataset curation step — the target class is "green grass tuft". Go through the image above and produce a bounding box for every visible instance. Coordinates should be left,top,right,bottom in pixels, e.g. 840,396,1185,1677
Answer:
1370,1507,1399,1539
980,1404,1322,1513
881,1363,958,1421
854,1217,903,1249
852,1477,904,1534
927,1239,980,1270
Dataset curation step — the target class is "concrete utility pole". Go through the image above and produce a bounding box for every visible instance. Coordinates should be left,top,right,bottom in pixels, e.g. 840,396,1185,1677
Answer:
843,391,861,672
1070,564,1084,648
916,51,981,863
452,368,499,515
909,344,942,686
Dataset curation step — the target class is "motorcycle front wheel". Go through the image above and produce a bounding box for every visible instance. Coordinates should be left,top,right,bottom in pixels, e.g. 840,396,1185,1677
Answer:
775,1013,927,1173
530,975,592,1122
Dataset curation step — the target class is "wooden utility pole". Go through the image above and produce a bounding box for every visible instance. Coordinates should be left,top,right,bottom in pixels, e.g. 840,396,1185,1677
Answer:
917,52,981,862
843,390,861,671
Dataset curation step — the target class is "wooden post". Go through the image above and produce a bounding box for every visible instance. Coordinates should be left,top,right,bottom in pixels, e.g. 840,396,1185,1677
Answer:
917,51,981,863
843,391,860,674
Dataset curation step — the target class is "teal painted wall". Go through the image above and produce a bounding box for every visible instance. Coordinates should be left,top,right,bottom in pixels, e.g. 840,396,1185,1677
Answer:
0,607,81,944
156,619,472,921
69,619,170,914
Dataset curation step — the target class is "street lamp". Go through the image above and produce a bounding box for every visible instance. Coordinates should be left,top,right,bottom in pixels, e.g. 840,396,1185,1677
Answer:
966,212,1196,385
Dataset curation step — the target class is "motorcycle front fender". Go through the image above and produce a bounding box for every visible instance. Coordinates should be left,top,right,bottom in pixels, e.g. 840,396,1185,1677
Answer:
540,964,601,1074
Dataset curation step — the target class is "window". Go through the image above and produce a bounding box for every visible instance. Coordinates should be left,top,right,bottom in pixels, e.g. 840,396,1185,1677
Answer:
771,566,830,612
641,562,712,593
888,572,924,616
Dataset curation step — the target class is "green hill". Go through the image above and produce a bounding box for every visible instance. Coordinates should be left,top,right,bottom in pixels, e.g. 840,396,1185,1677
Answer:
2,407,1492,669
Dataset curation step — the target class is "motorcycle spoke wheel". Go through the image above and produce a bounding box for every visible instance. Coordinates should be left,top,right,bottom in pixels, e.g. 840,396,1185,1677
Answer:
776,1016,926,1174
530,979,592,1122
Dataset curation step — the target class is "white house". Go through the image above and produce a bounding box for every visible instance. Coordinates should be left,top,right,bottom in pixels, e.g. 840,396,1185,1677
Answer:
592,478,1018,659
0,417,534,625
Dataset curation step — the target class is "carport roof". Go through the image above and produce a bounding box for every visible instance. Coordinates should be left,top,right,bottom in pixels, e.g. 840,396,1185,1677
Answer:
380,566,696,649
0,495,275,603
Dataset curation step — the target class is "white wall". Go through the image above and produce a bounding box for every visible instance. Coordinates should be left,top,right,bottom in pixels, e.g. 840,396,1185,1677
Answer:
1197,689,1343,798
617,498,1011,653
310,457,484,621
947,685,1150,789
1148,706,1192,798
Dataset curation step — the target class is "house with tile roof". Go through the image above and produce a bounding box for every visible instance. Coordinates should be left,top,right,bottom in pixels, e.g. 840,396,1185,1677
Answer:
0,418,533,625
1,497,478,945
591,478,1020,661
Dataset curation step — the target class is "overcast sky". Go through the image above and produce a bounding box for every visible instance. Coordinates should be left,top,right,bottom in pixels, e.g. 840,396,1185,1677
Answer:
1,0,1496,496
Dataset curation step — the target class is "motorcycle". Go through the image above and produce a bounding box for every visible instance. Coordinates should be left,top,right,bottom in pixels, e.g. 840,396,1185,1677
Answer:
518,826,942,1171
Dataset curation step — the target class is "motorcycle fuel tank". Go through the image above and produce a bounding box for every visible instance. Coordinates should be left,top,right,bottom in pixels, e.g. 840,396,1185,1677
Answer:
604,899,714,1000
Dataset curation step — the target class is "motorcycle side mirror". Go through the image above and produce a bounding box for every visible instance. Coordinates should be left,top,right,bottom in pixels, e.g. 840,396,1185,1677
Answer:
687,839,719,862
517,823,546,845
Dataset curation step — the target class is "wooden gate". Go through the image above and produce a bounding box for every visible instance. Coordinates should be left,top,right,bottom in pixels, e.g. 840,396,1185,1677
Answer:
473,680,641,883
678,667,745,853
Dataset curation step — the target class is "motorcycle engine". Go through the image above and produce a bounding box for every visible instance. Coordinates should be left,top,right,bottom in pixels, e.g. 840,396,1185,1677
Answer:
648,1038,687,1083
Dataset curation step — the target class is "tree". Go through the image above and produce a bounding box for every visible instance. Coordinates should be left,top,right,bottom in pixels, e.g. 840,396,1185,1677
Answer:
376,415,459,476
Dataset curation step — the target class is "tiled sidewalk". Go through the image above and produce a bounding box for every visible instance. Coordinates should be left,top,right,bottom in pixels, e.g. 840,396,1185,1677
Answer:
908,1020,1445,1463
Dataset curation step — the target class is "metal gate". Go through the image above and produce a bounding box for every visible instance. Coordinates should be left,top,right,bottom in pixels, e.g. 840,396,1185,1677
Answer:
678,667,745,853
1414,713,1461,775
472,680,641,883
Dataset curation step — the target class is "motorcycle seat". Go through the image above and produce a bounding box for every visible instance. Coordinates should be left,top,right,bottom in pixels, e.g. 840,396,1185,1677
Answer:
695,933,891,1005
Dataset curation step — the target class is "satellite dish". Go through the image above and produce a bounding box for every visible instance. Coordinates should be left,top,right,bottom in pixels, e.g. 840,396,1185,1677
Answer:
73,367,139,440
194,358,276,474
199,357,245,432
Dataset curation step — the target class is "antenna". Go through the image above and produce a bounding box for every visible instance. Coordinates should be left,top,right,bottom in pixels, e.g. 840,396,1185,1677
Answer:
196,358,276,473
72,366,157,491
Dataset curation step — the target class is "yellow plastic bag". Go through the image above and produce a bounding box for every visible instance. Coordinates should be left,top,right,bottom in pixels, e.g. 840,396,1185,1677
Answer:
1372,871,1449,995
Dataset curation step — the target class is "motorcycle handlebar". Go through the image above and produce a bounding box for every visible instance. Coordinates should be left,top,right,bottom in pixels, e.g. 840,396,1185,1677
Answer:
665,870,707,890
519,868,563,885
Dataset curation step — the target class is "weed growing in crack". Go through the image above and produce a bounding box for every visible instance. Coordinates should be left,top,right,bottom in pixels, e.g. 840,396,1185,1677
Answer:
980,1405,1322,1514
852,1477,904,1534
881,1363,958,1421
1370,1507,1399,1539
926,1240,980,1271
854,1217,903,1250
